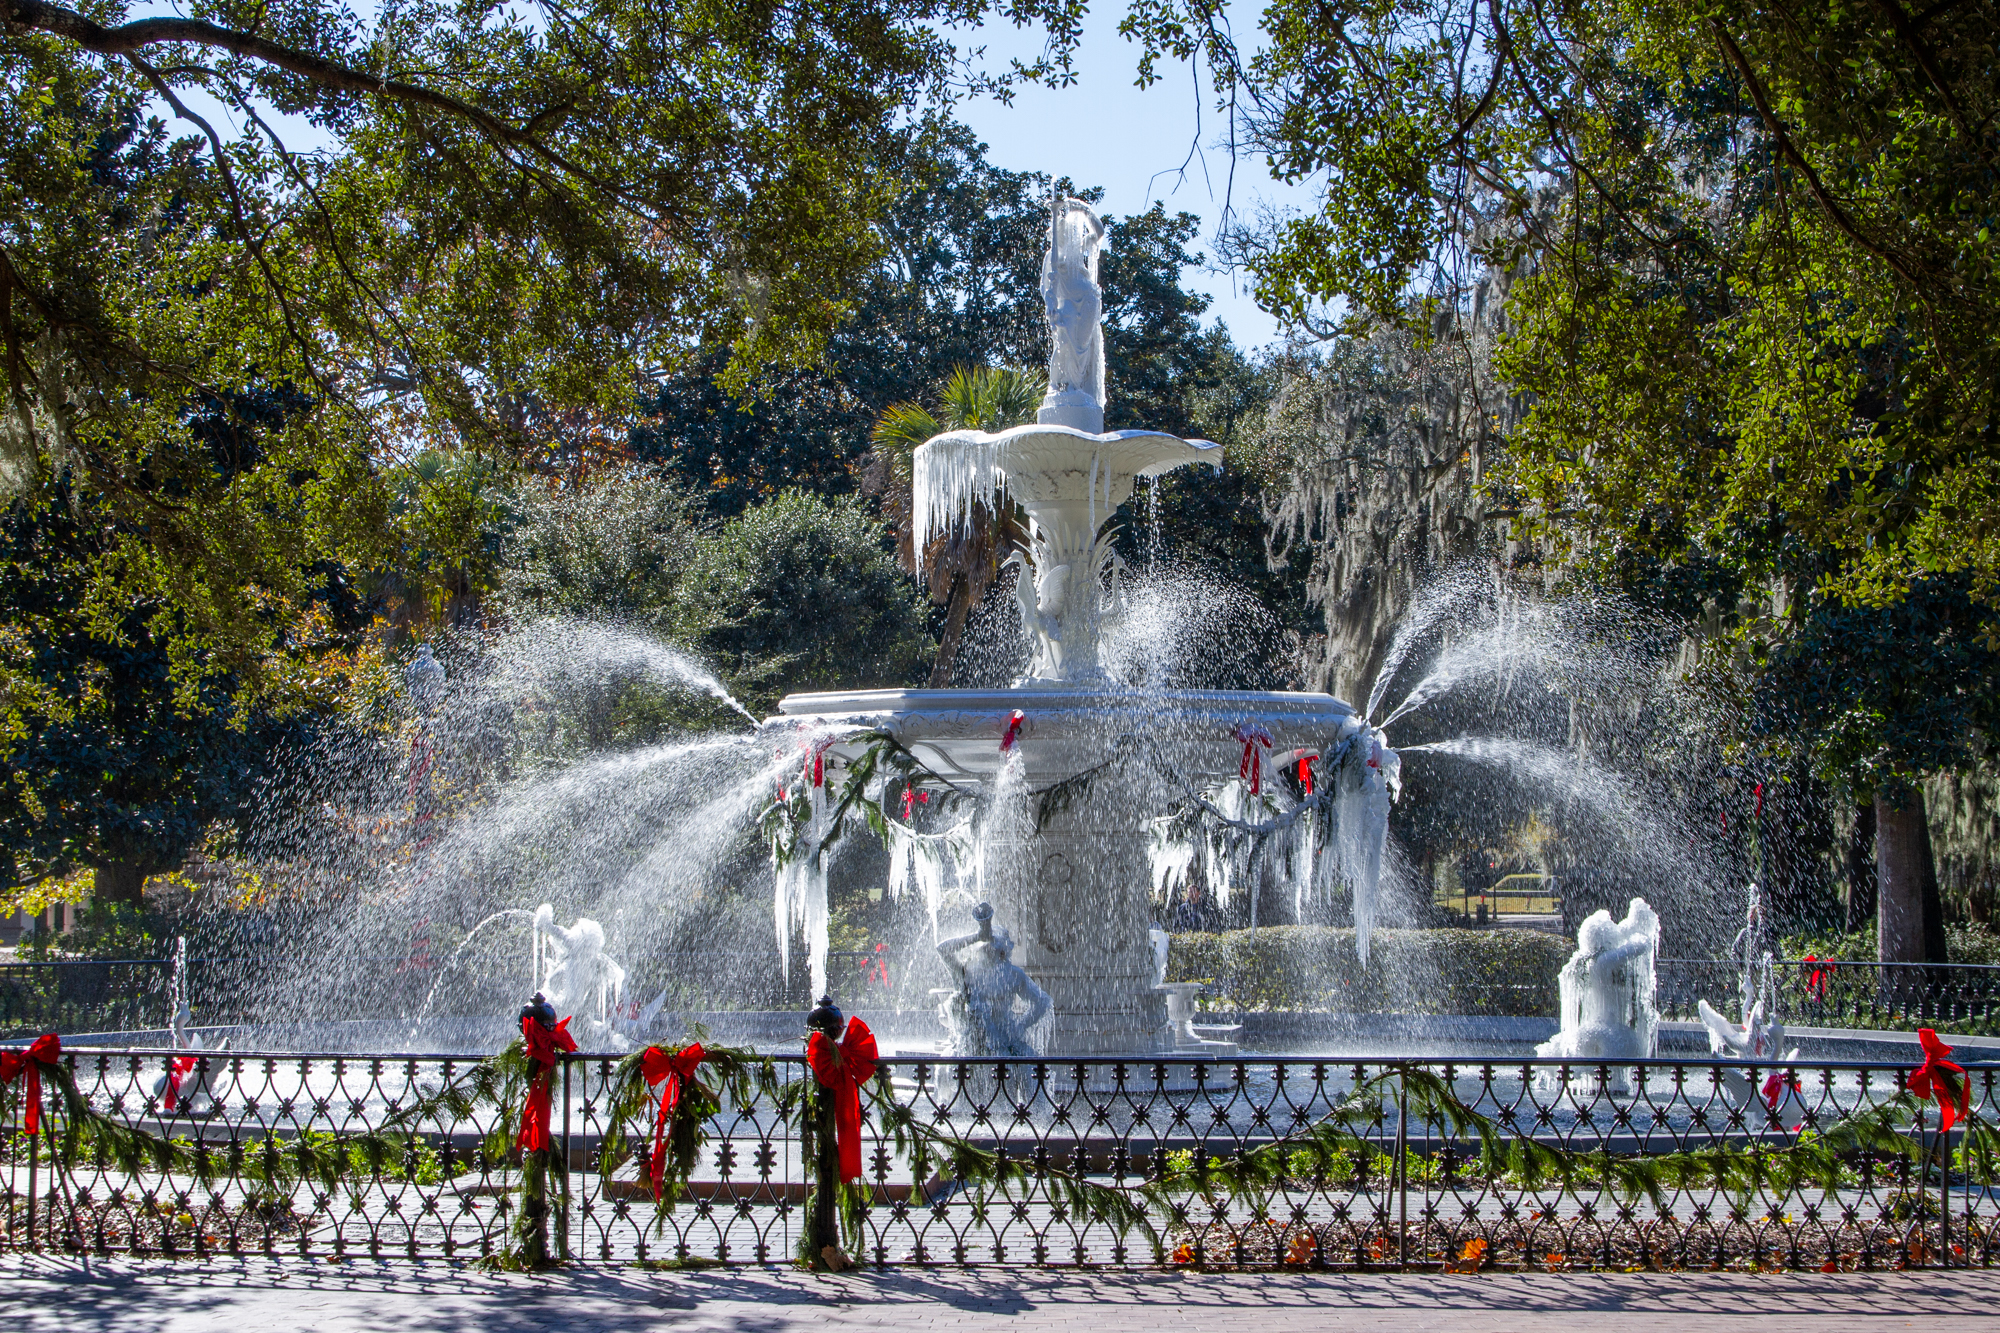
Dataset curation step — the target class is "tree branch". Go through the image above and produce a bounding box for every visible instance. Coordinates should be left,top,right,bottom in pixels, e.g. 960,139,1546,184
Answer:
1709,20,1925,288
5,0,615,201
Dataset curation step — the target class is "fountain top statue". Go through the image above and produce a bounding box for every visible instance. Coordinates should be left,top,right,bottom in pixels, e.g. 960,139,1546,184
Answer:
1040,197,1109,433
910,196,1221,684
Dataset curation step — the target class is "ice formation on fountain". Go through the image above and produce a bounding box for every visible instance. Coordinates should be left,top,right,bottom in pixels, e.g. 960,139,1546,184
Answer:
935,902,1052,1058
768,194,1402,1054
1536,897,1660,1064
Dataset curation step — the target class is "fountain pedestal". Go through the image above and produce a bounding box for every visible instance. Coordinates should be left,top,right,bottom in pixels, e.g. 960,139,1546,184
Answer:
978,771,1164,1055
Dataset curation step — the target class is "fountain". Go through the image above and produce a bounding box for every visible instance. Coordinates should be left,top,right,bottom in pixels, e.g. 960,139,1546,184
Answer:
769,197,1397,1055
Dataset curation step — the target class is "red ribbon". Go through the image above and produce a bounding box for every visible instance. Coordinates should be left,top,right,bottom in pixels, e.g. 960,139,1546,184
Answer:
1910,1028,1970,1135
1753,782,1765,818
516,1015,577,1152
900,785,928,821
807,737,837,788
1000,710,1025,753
805,1016,878,1182
1236,723,1272,795
0,1034,61,1134
162,1054,199,1112
639,1042,706,1200
1803,955,1833,1000
1297,753,1318,798
1761,1069,1798,1113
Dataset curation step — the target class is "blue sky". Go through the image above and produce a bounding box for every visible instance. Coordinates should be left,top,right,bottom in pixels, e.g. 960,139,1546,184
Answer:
953,6,1315,350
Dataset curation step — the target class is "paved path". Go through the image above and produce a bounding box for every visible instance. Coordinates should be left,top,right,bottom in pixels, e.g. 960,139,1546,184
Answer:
4,1256,1989,1330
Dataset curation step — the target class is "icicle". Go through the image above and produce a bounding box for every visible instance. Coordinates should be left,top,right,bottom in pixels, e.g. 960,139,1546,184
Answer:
886,824,913,902
912,433,1007,576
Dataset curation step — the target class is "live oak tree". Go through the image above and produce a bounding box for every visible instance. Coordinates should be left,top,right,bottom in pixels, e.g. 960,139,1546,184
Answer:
1,0,1087,698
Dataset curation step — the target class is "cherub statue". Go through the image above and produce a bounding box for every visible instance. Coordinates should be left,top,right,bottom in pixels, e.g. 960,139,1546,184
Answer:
1536,898,1660,1063
936,902,1052,1058
533,904,627,1027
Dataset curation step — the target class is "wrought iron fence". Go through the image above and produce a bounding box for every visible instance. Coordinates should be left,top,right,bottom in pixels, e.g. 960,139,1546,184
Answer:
1658,959,2000,1033
2,1043,1994,1271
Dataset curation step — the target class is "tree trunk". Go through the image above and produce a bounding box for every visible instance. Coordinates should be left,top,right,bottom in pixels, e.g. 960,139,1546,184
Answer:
1843,800,1877,935
1876,786,1946,963
928,573,973,688
93,859,148,908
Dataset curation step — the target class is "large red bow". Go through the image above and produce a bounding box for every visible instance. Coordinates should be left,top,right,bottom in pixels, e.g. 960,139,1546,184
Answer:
1911,1028,1970,1135
1803,955,1833,1000
517,1015,577,1152
162,1054,200,1112
805,1016,878,1182
1296,752,1318,798
0,1034,61,1134
639,1043,706,1200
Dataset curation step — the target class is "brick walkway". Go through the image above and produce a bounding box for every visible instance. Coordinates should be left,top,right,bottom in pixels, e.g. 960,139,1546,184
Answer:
5,1256,1988,1330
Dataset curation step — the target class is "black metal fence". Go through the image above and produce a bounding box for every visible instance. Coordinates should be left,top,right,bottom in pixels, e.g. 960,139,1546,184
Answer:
2,1045,1994,1271
1658,960,2000,1033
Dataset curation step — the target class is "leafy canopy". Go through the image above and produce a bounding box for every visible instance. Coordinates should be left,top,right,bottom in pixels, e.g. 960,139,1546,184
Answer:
1123,0,2000,613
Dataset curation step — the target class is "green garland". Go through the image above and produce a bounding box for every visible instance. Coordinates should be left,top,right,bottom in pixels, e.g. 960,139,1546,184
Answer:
595,1039,777,1219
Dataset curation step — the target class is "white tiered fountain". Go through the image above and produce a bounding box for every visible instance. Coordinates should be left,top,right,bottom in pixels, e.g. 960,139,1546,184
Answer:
769,198,1397,1056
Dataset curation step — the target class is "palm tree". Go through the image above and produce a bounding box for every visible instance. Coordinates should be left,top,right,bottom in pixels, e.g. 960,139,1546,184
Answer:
869,365,1042,685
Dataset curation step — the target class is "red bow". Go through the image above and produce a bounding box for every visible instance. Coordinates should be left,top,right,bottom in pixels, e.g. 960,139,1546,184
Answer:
1236,723,1272,795
1761,1068,1799,1114
1297,753,1318,798
1803,955,1833,1000
162,1054,200,1112
1910,1028,1970,1135
1753,782,1765,818
639,1043,706,1200
805,1016,878,1182
900,785,929,821
1000,710,1025,753
517,1015,577,1152
0,1034,61,1134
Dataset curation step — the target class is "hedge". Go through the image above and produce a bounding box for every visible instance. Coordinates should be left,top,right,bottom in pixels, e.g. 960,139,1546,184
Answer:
1163,926,1573,1017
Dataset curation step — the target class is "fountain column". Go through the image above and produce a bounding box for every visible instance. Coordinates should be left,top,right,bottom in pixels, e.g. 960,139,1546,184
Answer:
981,762,1164,1055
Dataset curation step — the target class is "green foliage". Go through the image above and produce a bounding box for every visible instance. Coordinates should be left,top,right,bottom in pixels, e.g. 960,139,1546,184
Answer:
678,491,932,713
494,467,706,633
0,474,363,894
1125,0,2000,617
1781,920,2000,966
1164,926,1572,1015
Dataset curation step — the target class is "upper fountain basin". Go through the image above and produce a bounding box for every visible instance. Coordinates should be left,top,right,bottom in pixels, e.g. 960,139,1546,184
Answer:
912,425,1220,563
772,686,1361,785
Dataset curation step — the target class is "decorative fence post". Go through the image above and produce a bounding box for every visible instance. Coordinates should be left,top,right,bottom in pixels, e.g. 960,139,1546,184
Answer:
803,995,843,1270
514,991,576,1268
1394,1065,1409,1269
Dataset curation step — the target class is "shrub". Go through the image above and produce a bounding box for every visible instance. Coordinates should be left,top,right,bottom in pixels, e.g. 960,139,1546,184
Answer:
1163,925,1572,1016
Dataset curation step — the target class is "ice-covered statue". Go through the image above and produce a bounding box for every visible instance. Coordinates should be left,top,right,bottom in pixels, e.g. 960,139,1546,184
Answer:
1536,897,1660,1064
1037,197,1109,433
533,904,627,1029
936,902,1052,1058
